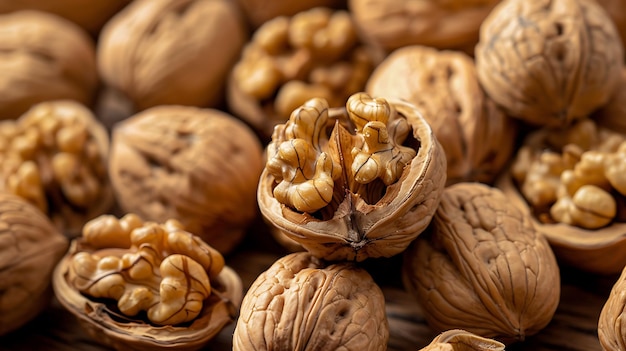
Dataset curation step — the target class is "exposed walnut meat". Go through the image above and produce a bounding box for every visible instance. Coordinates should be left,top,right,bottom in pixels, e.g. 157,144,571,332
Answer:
98,0,246,111
109,105,264,255
0,100,112,235
419,329,505,351
599,263,626,350
403,183,560,344
0,193,68,336
233,252,388,351
0,10,98,120
475,0,624,127
258,92,446,261
53,214,242,351
227,7,376,140
366,45,517,185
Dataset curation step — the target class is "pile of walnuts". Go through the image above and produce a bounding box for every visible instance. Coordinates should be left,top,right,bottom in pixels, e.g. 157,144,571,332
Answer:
1,0,626,350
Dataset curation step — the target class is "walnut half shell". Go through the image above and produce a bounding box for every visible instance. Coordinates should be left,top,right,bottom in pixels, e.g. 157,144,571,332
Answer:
420,329,505,351
258,92,447,261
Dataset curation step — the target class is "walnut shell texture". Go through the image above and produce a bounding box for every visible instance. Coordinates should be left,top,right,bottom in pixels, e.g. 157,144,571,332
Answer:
235,0,344,28
98,0,247,111
109,105,264,254
475,0,624,127
233,252,389,351
594,67,626,134
598,264,626,350
366,45,517,185
0,10,98,120
0,193,68,336
420,329,505,351
403,182,560,344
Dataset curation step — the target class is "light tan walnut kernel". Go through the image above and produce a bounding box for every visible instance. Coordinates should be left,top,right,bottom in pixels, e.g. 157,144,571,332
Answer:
233,251,388,351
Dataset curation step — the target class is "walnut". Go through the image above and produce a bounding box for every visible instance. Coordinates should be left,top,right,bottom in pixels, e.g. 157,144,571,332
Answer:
599,263,626,350
0,10,98,120
419,329,505,351
0,100,112,235
475,0,624,127
52,214,242,351
594,67,626,134
258,92,447,261
227,7,376,140
366,45,517,185
98,0,246,111
109,105,264,254
402,182,560,344
0,193,68,336
235,0,344,28
595,0,626,55
348,0,501,53
497,118,626,274
232,251,388,351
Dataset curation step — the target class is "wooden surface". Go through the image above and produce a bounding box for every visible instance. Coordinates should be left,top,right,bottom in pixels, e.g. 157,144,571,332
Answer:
0,222,619,351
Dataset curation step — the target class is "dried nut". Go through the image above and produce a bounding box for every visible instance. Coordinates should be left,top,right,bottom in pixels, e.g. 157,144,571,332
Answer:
235,0,343,28
349,0,501,53
98,0,246,111
594,67,626,134
595,0,626,55
0,100,112,235
0,193,68,336
232,252,388,351
109,105,264,254
606,152,626,195
227,7,375,140
0,0,130,34
475,0,624,127
599,264,626,350
403,183,560,344
258,92,446,261
556,184,616,229
419,329,505,351
366,45,517,185
53,214,242,351
0,11,98,120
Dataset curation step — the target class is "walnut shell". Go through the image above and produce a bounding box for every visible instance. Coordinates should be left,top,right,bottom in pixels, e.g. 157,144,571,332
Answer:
109,105,264,254
594,67,626,134
52,214,243,351
0,10,98,120
475,0,624,127
366,45,517,185
598,264,626,350
0,193,68,336
232,251,389,351
98,0,247,111
402,182,560,344
420,329,505,351
258,92,447,261
595,0,626,55
235,0,344,28
349,0,501,53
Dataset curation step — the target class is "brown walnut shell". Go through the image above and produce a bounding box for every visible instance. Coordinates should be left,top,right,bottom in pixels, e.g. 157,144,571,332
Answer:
109,105,264,254
403,182,560,344
235,0,344,28
595,0,626,55
475,0,624,127
232,251,389,351
594,67,626,134
366,45,517,185
0,193,68,336
0,10,98,120
598,263,626,350
98,0,247,111
419,329,505,351
258,93,447,261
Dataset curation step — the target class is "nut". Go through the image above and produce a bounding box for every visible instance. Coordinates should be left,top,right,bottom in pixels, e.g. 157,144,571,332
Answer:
98,0,247,111
258,92,446,261
419,329,505,351
595,0,626,56
109,105,264,254
0,10,98,120
232,251,388,351
366,45,517,185
53,214,242,351
0,193,68,336
235,0,343,28
594,67,626,134
475,0,624,127
599,263,626,350
0,100,112,235
402,182,560,344
227,7,375,140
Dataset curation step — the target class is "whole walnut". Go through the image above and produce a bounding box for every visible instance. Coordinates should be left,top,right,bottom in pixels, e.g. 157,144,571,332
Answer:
475,0,624,127
0,100,112,235
0,193,68,336
258,92,447,261
595,0,626,54
349,0,501,53
98,0,247,111
235,0,345,28
109,105,264,254
419,329,505,351
0,0,130,34
366,45,517,185
594,67,626,134
403,182,560,344
599,264,626,350
0,10,98,120
53,213,242,351
233,251,389,351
